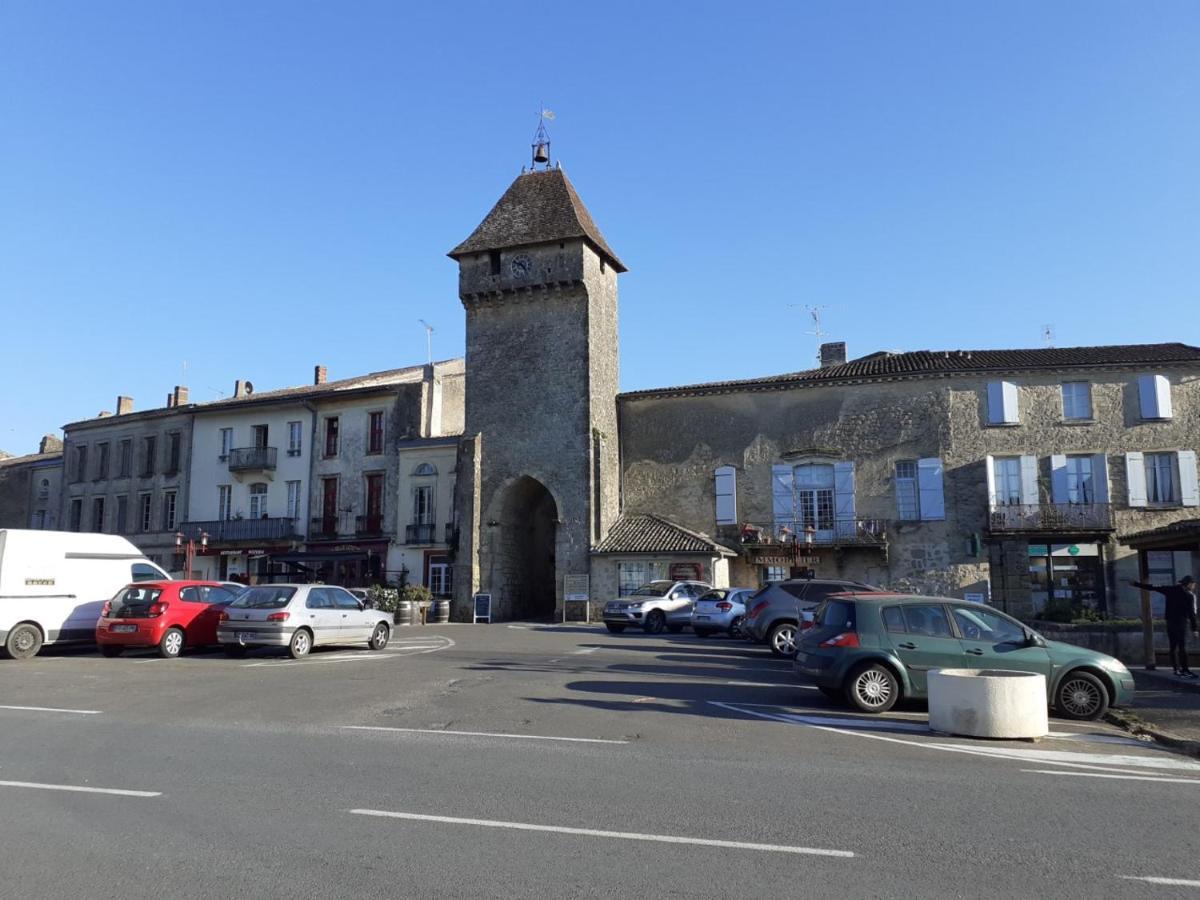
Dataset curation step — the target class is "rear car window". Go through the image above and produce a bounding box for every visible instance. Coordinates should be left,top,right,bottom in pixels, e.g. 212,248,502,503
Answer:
815,600,856,630
112,586,162,612
698,590,727,602
230,586,296,609
902,604,953,637
779,583,808,600
881,606,906,633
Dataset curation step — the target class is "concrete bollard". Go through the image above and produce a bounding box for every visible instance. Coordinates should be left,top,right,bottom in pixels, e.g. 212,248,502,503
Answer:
928,669,1048,740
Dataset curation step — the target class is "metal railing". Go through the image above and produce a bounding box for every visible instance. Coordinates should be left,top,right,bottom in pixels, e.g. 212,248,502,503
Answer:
356,514,384,536
744,518,889,547
310,516,340,539
180,518,299,542
988,503,1114,532
227,447,278,472
405,523,437,545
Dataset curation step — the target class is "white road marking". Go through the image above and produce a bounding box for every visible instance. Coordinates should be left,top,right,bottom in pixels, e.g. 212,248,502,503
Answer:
341,725,629,745
0,780,160,797
1120,875,1200,887
347,809,854,858
0,704,101,716
572,646,599,655
244,654,394,668
244,636,455,666
726,681,816,689
1022,769,1200,785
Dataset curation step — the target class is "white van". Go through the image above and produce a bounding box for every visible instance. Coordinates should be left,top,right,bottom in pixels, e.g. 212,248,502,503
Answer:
0,529,171,660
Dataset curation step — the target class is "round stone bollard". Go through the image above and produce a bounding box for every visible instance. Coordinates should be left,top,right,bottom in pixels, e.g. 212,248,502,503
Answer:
432,599,450,625
394,600,415,627
928,669,1048,740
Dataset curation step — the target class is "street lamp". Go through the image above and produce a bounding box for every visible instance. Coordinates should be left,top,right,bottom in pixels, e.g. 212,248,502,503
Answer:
176,529,208,578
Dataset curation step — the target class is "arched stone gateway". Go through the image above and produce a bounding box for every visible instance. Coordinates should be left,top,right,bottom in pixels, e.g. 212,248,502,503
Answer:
494,476,558,619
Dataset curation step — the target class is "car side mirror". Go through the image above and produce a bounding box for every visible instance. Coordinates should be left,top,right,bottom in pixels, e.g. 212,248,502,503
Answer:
1025,631,1044,648
357,600,366,611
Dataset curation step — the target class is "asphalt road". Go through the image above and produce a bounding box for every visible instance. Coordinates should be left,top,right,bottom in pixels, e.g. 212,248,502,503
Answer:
1,624,1198,899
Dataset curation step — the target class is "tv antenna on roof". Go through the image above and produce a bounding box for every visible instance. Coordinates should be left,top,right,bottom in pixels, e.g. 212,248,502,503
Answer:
789,304,829,365
418,319,434,365
1042,324,1055,348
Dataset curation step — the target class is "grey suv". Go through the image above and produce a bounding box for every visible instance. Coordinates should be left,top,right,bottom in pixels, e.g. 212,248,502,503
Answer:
602,581,712,634
743,578,878,656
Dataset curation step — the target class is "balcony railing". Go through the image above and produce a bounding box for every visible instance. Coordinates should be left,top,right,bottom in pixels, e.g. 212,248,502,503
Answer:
988,503,1114,533
356,514,384,536
310,516,340,539
180,517,299,542
742,518,889,549
228,447,278,472
405,522,438,545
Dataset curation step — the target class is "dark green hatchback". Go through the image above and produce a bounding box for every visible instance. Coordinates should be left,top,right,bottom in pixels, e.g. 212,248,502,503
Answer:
793,594,1135,720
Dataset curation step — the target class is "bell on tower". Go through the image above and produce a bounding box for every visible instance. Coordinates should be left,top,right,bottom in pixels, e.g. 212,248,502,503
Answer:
531,108,554,168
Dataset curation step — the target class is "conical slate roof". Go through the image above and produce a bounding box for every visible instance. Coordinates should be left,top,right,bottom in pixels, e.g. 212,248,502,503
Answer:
449,168,626,272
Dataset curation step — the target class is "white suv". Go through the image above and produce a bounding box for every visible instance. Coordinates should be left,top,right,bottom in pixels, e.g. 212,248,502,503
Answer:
602,580,713,634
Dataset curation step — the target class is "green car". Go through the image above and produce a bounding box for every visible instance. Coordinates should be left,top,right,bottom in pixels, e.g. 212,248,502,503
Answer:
793,594,1135,720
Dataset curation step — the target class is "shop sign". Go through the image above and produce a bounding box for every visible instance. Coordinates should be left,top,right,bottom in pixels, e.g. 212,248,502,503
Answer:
670,562,704,581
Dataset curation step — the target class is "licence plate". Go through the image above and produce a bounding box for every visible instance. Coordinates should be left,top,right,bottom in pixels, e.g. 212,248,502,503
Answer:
111,624,137,633
237,632,256,642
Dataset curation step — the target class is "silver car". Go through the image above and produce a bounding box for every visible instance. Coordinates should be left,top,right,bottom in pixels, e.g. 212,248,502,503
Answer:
602,581,713,634
690,588,755,638
217,584,392,659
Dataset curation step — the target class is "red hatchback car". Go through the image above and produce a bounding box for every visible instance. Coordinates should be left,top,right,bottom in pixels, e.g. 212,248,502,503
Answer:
96,580,242,658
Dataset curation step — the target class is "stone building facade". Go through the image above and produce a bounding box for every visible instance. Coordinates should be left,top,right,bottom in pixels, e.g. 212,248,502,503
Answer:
0,436,63,530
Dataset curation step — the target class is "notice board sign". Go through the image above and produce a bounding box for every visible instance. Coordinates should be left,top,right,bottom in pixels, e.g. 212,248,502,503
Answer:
472,592,492,624
564,574,590,603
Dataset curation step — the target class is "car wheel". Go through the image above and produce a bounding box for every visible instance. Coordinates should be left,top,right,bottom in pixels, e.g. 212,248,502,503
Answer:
369,622,390,651
818,686,842,702
100,645,123,658
768,622,798,657
158,627,185,659
288,629,312,659
223,645,247,657
4,623,43,660
666,624,684,634
728,616,744,638
643,611,666,634
1055,670,1109,721
605,624,626,634
845,663,899,714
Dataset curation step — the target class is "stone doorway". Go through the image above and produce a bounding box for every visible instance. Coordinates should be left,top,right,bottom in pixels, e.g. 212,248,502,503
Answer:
498,476,558,619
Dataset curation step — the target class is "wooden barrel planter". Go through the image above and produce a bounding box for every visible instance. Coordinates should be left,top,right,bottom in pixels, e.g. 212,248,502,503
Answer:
394,600,415,627
432,599,450,624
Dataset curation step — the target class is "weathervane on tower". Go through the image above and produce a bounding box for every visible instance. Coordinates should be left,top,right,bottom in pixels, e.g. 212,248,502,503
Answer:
531,106,555,169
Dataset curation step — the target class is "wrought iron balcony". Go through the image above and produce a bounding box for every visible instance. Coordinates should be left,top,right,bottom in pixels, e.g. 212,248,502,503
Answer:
987,503,1114,533
180,517,299,542
227,447,278,472
741,518,889,549
356,514,384,537
310,516,340,539
405,522,437,545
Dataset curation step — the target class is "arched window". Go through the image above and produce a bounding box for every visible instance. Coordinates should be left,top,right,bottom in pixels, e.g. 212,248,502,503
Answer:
412,462,437,477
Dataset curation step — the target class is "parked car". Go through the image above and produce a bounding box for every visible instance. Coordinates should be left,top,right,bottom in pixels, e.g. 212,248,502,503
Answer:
217,583,392,659
794,594,1135,720
96,581,241,658
743,578,879,656
602,580,713,634
0,529,171,660
691,588,755,638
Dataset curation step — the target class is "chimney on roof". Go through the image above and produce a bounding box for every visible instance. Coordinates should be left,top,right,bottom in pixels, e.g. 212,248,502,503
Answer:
314,365,327,386
117,396,134,415
819,342,847,369
39,434,63,454
234,380,253,399
173,385,189,407
166,393,174,408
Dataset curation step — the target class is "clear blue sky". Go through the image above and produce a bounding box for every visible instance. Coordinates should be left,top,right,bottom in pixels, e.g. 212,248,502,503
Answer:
2,1,1198,454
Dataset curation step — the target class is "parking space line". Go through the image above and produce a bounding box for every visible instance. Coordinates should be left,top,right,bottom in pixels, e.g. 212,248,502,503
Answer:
1120,875,1200,887
243,654,394,667
0,780,160,797
1022,769,1200,785
347,809,854,858
341,725,629,745
0,704,102,715
726,681,816,689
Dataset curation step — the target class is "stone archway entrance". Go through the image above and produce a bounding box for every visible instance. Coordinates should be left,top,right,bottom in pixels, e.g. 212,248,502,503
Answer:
498,476,558,619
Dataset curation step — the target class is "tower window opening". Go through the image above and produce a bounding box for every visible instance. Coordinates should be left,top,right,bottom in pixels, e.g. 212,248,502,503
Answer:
489,251,501,275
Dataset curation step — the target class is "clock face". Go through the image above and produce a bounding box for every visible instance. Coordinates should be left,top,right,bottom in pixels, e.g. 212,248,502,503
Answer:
509,255,532,280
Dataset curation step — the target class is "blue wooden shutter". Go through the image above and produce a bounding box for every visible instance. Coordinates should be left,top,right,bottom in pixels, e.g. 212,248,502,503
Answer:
771,465,793,527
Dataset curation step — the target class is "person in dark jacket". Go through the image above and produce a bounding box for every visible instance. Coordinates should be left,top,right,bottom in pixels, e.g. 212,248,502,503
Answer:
1130,575,1199,677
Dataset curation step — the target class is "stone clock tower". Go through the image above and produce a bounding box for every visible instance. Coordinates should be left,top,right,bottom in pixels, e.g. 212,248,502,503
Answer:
449,166,624,620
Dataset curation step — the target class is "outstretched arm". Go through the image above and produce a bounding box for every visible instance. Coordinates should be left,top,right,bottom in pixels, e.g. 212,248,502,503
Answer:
1129,580,1168,595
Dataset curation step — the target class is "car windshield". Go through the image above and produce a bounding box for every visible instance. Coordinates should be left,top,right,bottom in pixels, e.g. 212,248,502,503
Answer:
632,581,674,597
229,586,297,609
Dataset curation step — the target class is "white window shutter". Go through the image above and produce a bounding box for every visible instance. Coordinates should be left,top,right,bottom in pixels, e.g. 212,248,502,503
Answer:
985,454,997,510
1179,450,1199,508
1019,455,1039,506
1092,454,1110,504
917,458,945,520
1049,455,1068,504
714,466,737,524
1139,374,1173,419
771,465,794,525
834,461,856,521
1125,452,1147,507
1002,381,1019,423
1156,375,1174,419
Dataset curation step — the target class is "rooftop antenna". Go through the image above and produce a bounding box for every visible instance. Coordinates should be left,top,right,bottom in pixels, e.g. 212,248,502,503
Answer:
531,106,554,169
418,319,434,365
1042,324,1055,348
207,386,225,399
181,360,189,384
789,303,829,365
